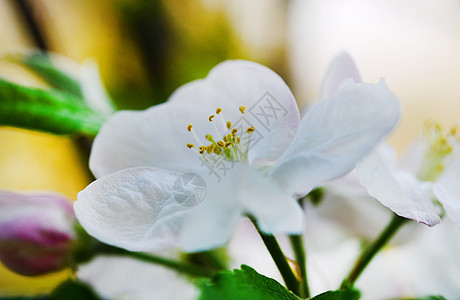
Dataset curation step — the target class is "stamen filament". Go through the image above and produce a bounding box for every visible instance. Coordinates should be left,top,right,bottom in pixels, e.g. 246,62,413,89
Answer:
186,106,254,163
227,134,240,161
245,131,253,153
190,128,205,147
212,122,222,139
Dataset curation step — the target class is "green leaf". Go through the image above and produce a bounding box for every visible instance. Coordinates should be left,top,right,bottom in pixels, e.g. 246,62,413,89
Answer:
310,289,361,300
0,79,104,136
50,279,100,300
198,265,300,300
20,53,84,98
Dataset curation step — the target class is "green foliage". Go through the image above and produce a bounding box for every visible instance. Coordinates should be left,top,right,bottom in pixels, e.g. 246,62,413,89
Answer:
182,247,229,274
198,265,300,300
21,53,84,98
306,187,325,207
50,279,100,300
310,289,361,300
0,79,104,136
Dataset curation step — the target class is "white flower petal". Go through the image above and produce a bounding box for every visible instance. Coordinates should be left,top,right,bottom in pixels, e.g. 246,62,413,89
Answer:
78,255,198,300
320,52,362,99
180,164,303,252
89,101,213,178
434,153,460,226
180,197,241,253
179,167,241,252
357,150,441,226
270,80,400,196
238,166,303,234
74,167,192,251
169,60,300,164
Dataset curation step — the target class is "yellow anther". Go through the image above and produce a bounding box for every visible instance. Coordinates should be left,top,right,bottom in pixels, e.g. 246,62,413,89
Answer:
209,115,215,122
239,106,246,114
231,128,238,134
199,146,207,154
205,134,212,141
450,127,457,136
187,124,193,131
213,146,222,155
247,126,255,133
225,142,232,148
217,140,225,147
237,136,241,144
186,143,195,149
223,136,228,142
216,108,222,115
226,121,232,129
206,144,214,153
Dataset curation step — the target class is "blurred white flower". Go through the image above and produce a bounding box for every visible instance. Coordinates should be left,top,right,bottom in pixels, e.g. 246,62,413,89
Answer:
78,254,198,300
302,52,460,298
74,59,400,253
357,126,460,227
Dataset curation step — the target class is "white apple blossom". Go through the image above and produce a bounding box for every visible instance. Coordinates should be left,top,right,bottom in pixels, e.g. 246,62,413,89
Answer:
357,126,460,227
74,60,400,253
78,254,198,300
316,52,458,228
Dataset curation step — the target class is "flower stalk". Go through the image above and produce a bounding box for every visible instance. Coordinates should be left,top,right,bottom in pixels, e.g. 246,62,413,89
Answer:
340,213,409,289
97,245,214,279
289,234,310,298
250,217,300,296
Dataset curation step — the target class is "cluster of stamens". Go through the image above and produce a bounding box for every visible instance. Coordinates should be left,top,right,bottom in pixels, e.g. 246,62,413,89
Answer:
417,121,458,181
186,106,255,162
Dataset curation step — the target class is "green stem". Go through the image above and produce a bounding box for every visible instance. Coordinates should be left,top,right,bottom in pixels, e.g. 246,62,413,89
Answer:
340,214,409,289
289,235,310,298
184,248,228,273
250,217,300,296
96,244,214,278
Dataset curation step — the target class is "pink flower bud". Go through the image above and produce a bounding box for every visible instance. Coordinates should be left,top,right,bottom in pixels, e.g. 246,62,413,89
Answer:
0,191,75,276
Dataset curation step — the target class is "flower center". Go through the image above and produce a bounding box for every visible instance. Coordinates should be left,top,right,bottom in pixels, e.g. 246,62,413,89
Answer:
417,121,457,181
186,106,255,164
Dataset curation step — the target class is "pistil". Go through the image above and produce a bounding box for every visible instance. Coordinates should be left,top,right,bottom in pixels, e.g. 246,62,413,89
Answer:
186,106,256,164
